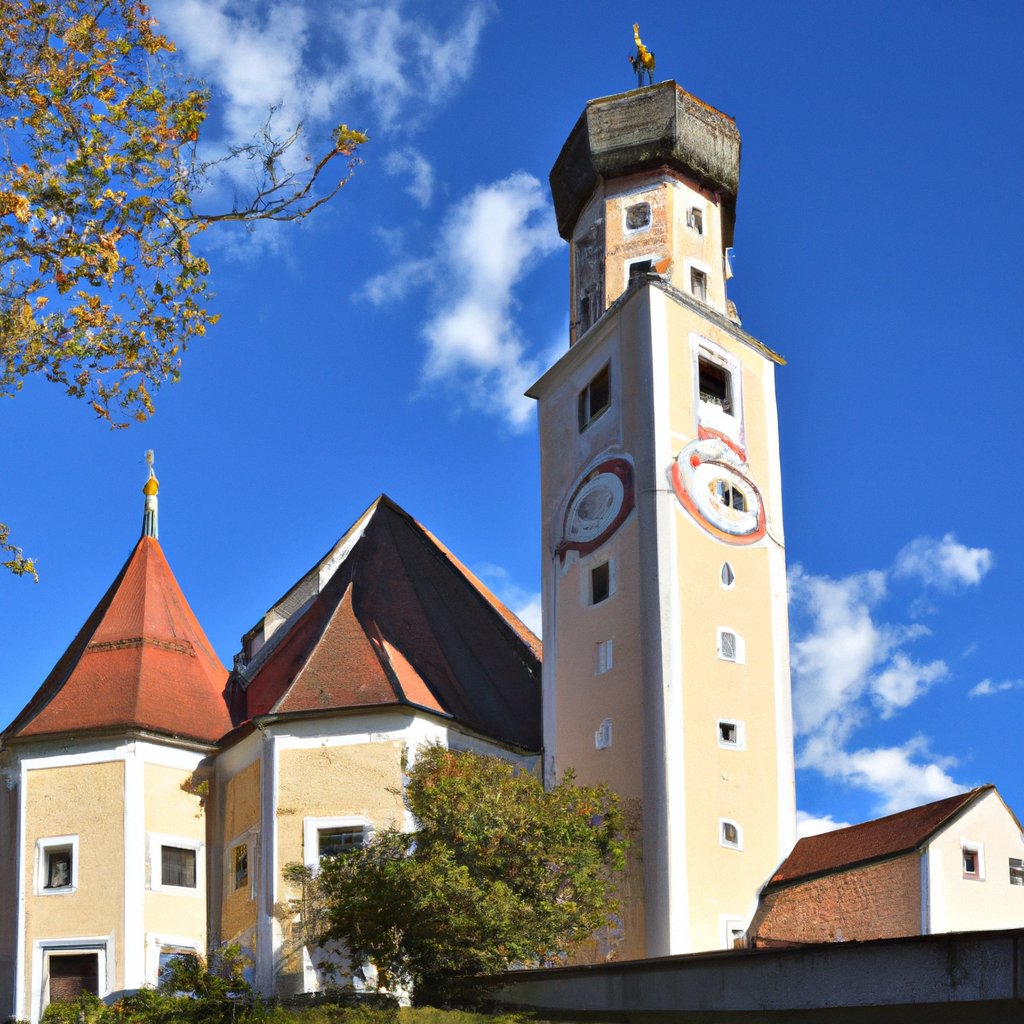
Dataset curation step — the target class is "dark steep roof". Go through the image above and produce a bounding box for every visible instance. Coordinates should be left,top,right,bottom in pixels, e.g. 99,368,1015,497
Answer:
4,537,231,745
228,496,542,751
767,786,994,888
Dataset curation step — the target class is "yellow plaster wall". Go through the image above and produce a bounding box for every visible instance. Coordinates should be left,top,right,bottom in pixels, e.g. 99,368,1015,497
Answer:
23,761,126,993
220,760,261,943
143,761,208,944
274,740,405,990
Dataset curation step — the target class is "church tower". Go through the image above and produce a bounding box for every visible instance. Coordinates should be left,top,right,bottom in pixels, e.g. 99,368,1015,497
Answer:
529,82,796,958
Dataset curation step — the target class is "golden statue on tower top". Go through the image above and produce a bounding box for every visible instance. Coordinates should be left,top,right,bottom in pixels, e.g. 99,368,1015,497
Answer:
629,23,656,87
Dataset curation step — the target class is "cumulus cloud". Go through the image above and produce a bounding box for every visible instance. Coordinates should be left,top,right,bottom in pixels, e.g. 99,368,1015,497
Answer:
384,148,435,208
153,0,493,165
894,533,994,589
361,172,560,427
789,533,994,815
796,811,852,838
969,678,1024,698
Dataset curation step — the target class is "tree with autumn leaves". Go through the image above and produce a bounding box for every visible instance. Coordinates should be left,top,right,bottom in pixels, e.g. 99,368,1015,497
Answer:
286,745,630,1005
0,0,366,577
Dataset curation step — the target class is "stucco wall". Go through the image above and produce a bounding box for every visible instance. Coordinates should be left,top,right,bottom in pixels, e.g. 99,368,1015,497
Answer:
751,854,922,945
23,760,126,998
926,790,1024,933
220,759,261,944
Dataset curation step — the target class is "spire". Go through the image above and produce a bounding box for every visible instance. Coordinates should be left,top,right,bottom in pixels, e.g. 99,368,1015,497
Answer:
142,449,159,539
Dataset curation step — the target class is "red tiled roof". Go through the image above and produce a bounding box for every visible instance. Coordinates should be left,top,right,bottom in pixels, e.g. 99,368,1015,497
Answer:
230,496,542,750
767,786,992,888
5,537,231,744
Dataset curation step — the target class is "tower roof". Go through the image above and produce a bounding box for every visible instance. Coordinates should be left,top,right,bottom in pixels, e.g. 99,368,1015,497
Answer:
4,536,231,745
550,80,741,243
229,495,542,751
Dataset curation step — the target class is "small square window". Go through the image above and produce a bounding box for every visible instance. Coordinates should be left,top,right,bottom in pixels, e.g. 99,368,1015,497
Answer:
721,819,741,849
318,826,364,861
591,562,611,605
233,844,248,890
45,847,73,890
578,364,611,431
595,639,613,675
626,202,651,231
594,718,613,750
161,845,197,888
1010,858,1024,886
687,207,704,235
718,720,741,748
690,267,707,302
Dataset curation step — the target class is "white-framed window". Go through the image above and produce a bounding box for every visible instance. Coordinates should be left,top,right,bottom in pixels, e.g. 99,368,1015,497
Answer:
693,336,743,438
148,833,204,895
595,639,614,675
686,205,704,236
33,938,109,1020
233,843,249,890
625,255,656,288
578,363,611,432
594,718,613,750
35,835,79,895
721,562,736,589
721,916,746,949
717,627,745,664
302,816,370,871
1010,858,1024,886
145,933,203,989
962,841,984,880
624,201,652,232
690,266,708,302
717,719,745,750
720,818,743,850
588,559,615,606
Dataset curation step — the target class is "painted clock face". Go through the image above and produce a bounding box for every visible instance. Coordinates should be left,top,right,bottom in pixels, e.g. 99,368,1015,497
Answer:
670,430,765,544
557,458,635,562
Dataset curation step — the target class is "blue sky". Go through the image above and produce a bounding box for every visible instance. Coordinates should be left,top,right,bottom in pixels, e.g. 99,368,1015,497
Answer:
2,1,1022,837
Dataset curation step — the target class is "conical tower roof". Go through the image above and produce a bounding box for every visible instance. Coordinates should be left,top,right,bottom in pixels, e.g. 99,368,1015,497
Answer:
4,465,231,746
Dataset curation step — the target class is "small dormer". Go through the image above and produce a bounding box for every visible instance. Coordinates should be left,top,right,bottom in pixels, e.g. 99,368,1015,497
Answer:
549,82,741,344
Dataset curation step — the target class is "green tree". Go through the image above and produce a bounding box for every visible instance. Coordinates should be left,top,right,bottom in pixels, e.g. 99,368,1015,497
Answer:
288,745,630,1004
1,0,366,575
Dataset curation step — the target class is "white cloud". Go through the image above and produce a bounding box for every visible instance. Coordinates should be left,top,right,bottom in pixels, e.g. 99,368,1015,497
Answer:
796,811,851,838
894,533,994,589
969,678,1024,698
789,536,993,815
802,737,963,815
384,148,435,208
420,172,560,428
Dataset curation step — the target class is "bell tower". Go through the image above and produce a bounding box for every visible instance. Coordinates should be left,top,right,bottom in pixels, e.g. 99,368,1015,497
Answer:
529,82,796,958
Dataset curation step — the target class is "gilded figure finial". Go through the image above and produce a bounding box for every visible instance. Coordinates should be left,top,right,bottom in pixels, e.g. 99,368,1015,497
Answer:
629,23,656,88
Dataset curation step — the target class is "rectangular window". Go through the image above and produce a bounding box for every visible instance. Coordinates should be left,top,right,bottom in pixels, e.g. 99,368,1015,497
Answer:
690,267,707,302
1010,858,1024,886
699,357,732,414
161,846,197,888
721,819,742,850
718,720,743,748
718,629,738,662
962,844,981,879
578,364,611,431
594,718,612,750
687,206,704,235
45,847,73,890
591,562,611,605
595,639,613,675
233,844,248,890
318,826,364,861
